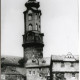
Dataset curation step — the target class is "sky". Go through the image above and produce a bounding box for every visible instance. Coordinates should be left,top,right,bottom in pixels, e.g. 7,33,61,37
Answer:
1,0,79,57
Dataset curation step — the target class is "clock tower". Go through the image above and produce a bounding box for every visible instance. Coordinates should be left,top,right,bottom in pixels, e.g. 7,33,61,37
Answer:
22,0,44,61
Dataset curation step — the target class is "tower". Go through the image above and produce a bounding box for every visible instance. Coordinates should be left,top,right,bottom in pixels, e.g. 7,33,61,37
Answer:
22,0,44,61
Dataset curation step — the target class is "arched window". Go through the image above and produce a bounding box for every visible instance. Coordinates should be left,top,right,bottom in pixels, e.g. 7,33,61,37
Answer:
28,10,33,20
35,13,37,20
28,10,32,14
35,24,38,30
29,24,33,30
28,14,32,20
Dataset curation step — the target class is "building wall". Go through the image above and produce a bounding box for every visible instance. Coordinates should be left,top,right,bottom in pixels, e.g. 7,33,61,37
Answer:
26,68,50,80
52,61,79,80
1,74,23,80
1,66,25,80
52,73,79,80
24,47,43,60
64,73,79,80
25,11,41,32
52,62,79,72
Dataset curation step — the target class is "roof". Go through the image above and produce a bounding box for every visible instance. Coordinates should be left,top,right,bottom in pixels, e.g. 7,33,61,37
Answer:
1,55,23,66
51,53,79,62
2,70,21,75
25,57,50,68
1,67,26,76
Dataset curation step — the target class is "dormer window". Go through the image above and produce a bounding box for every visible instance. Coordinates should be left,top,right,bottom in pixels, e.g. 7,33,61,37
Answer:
32,59,36,63
39,25,40,28
29,24,33,30
42,60,46,63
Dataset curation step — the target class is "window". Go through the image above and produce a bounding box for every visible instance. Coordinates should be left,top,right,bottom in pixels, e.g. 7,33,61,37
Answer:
1,75,5,80
39,68,41,70
28,10,32,14
33,71,35,74
42,60,46,63
29,24,33,30
39,74,41,77
61,62,65,67
28,10,32,20
35,13,37,20
29,71,31,74
32,59,36,63
64,78,66,80
71,62,74,67
39,25,40,28
36,24,38,30
39,15,40,19
28,14,32,20
72,73,75,77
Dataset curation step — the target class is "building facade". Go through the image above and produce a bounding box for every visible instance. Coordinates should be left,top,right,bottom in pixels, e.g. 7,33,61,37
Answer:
1,0,79,80
51,53,79,80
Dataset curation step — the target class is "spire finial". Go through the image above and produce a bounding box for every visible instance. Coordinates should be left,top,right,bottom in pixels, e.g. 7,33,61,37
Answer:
28,0,36,1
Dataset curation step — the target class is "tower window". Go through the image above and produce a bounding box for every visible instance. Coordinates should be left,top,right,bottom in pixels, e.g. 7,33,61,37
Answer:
29,24,33,30
36,24,38,30
28,10,32,14
42,60,46,63
35,13,37,20
33,71,35,74
28,14,32,20
39,15,40,19
39,25,40,28
32,59,36,63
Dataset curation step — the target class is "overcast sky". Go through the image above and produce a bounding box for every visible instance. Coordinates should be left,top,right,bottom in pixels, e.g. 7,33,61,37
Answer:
1,0,78,57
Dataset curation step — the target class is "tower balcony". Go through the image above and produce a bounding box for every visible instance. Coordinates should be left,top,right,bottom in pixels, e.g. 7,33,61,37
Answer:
22,42,44,48
23,39,44,45
22,34,44,48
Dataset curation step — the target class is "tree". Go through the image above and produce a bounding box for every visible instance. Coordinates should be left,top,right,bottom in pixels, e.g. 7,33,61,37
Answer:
18,58,27,67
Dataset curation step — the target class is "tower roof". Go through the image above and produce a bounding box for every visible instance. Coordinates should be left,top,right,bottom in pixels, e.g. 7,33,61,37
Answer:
25,0,40,8
1,56,22,66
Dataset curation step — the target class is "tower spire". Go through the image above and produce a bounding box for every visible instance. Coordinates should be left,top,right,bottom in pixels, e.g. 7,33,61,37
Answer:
28,0,36,1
